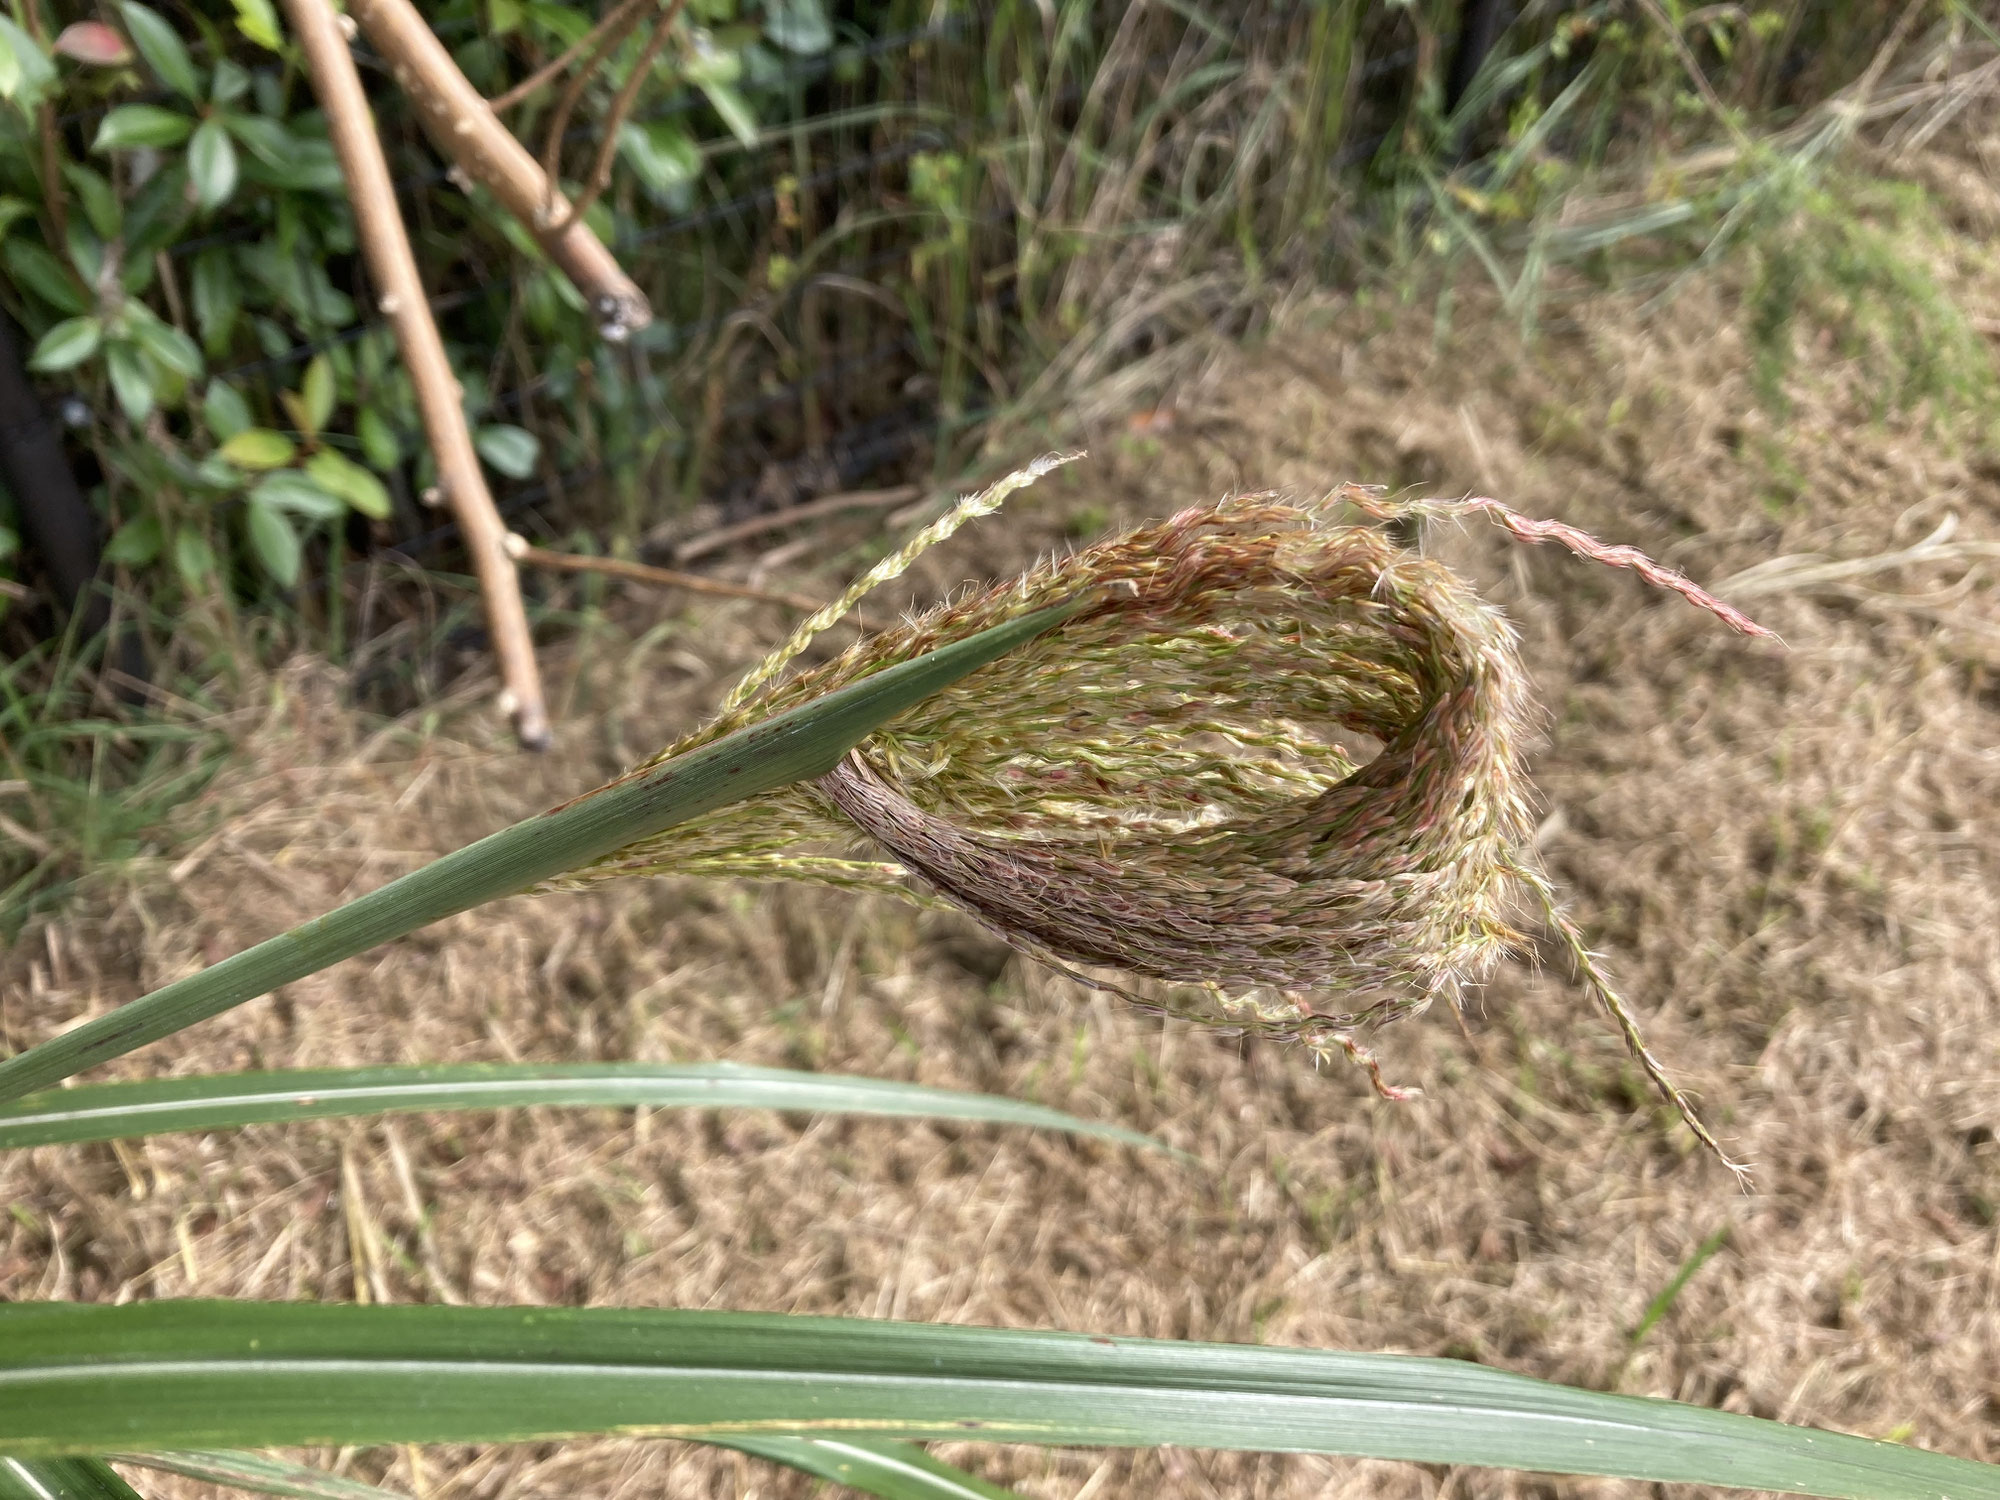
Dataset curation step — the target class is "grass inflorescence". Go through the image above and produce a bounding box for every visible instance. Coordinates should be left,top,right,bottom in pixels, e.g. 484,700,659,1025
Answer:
555,461,1774,1175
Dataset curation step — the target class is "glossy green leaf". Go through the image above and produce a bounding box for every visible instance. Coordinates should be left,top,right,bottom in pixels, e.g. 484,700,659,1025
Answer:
697,77,761,149
172,526,215,587
356,407,400,471
618,120,700,199
4,242,87,316
473,423,538,479
104,343,155,422
0,21,22,98
191,248,241,353
231,0,281,51
121,162,191,261
116,2,199,97
0,1061,1165,1154
188,118,239,210
250,470,343,521
221,112,297,168
244,500,300,586
219,428,296,469
300,354,335,434
304,449,390,520
718,1438,1022,1499
113,1450,407,1500
0,602,1079,1101
0,1458,141,1500
128,309,203,378
761,0,832,56
60,166,121,240
202,381,253,442
102,515,165,568
3,1301,1995,1500
210,57,250,105
92,103,193,151
65,222,104,286
0,18,55,106
27,318,100,373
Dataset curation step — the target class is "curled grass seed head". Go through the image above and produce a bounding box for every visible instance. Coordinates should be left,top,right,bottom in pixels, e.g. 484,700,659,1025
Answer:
550,459,1772,1180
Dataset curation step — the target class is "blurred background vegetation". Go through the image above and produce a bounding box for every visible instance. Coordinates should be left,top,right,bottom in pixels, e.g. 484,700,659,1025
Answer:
0,0,1991,929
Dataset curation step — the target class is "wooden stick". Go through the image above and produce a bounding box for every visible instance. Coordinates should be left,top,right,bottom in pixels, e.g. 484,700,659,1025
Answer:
282,0,553,750
345,0,652,340
670,485,923,563
504,536,835,616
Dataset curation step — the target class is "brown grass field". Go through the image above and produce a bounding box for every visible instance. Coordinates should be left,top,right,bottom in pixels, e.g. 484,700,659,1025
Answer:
5,147,2000,1499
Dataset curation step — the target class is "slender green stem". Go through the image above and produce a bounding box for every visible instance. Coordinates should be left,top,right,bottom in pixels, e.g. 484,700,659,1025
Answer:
0,604,1079,1103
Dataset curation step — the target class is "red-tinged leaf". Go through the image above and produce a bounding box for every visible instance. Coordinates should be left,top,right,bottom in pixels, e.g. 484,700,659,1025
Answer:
53,22,131,65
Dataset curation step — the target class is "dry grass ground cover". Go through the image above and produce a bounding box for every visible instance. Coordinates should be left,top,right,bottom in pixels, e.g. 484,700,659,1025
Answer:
6,150,2000,1497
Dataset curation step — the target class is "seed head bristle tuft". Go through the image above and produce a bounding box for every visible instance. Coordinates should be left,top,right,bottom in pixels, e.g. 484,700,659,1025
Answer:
546,465,1771,1177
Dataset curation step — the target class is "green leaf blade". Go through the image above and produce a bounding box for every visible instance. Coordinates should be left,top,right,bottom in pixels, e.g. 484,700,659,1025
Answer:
717,1437,1023,1500
0,602,1080,1102
0,1061,1169,1155
112,1450,407,1500
0,1458,142,1500
1,1302,1993,1500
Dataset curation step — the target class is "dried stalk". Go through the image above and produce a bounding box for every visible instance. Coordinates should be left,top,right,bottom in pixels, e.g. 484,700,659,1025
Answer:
537,0,651,219
489,0,648,112
504,535,834,615
281,0,552,749
671,486,923,563
547,0,687,235
345,0,652,340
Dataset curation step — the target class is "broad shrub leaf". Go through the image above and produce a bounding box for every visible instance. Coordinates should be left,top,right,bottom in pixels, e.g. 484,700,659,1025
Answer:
475,424,540,478
92,103,193,151
116,2,199,97
28,317,102,372
104,342,156,421
251,470,344,520
188,119,239,211
304,449,392,520
244,500,300,586
218,428,297,469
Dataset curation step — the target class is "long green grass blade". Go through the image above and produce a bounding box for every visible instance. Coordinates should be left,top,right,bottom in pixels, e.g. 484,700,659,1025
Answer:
3,1302,1992,1500
0,604,1079,1104
716,1437,1022,1499
111,1452,405,1500
0,1062,1165,1156
0,1459,141,1500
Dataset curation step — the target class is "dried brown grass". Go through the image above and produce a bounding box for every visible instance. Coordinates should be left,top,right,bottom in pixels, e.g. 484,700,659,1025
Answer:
6,144,2000,1500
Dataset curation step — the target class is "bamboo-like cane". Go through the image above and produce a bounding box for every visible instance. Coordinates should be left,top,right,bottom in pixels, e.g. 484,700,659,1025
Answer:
347,0,653,339
280,0,553,749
